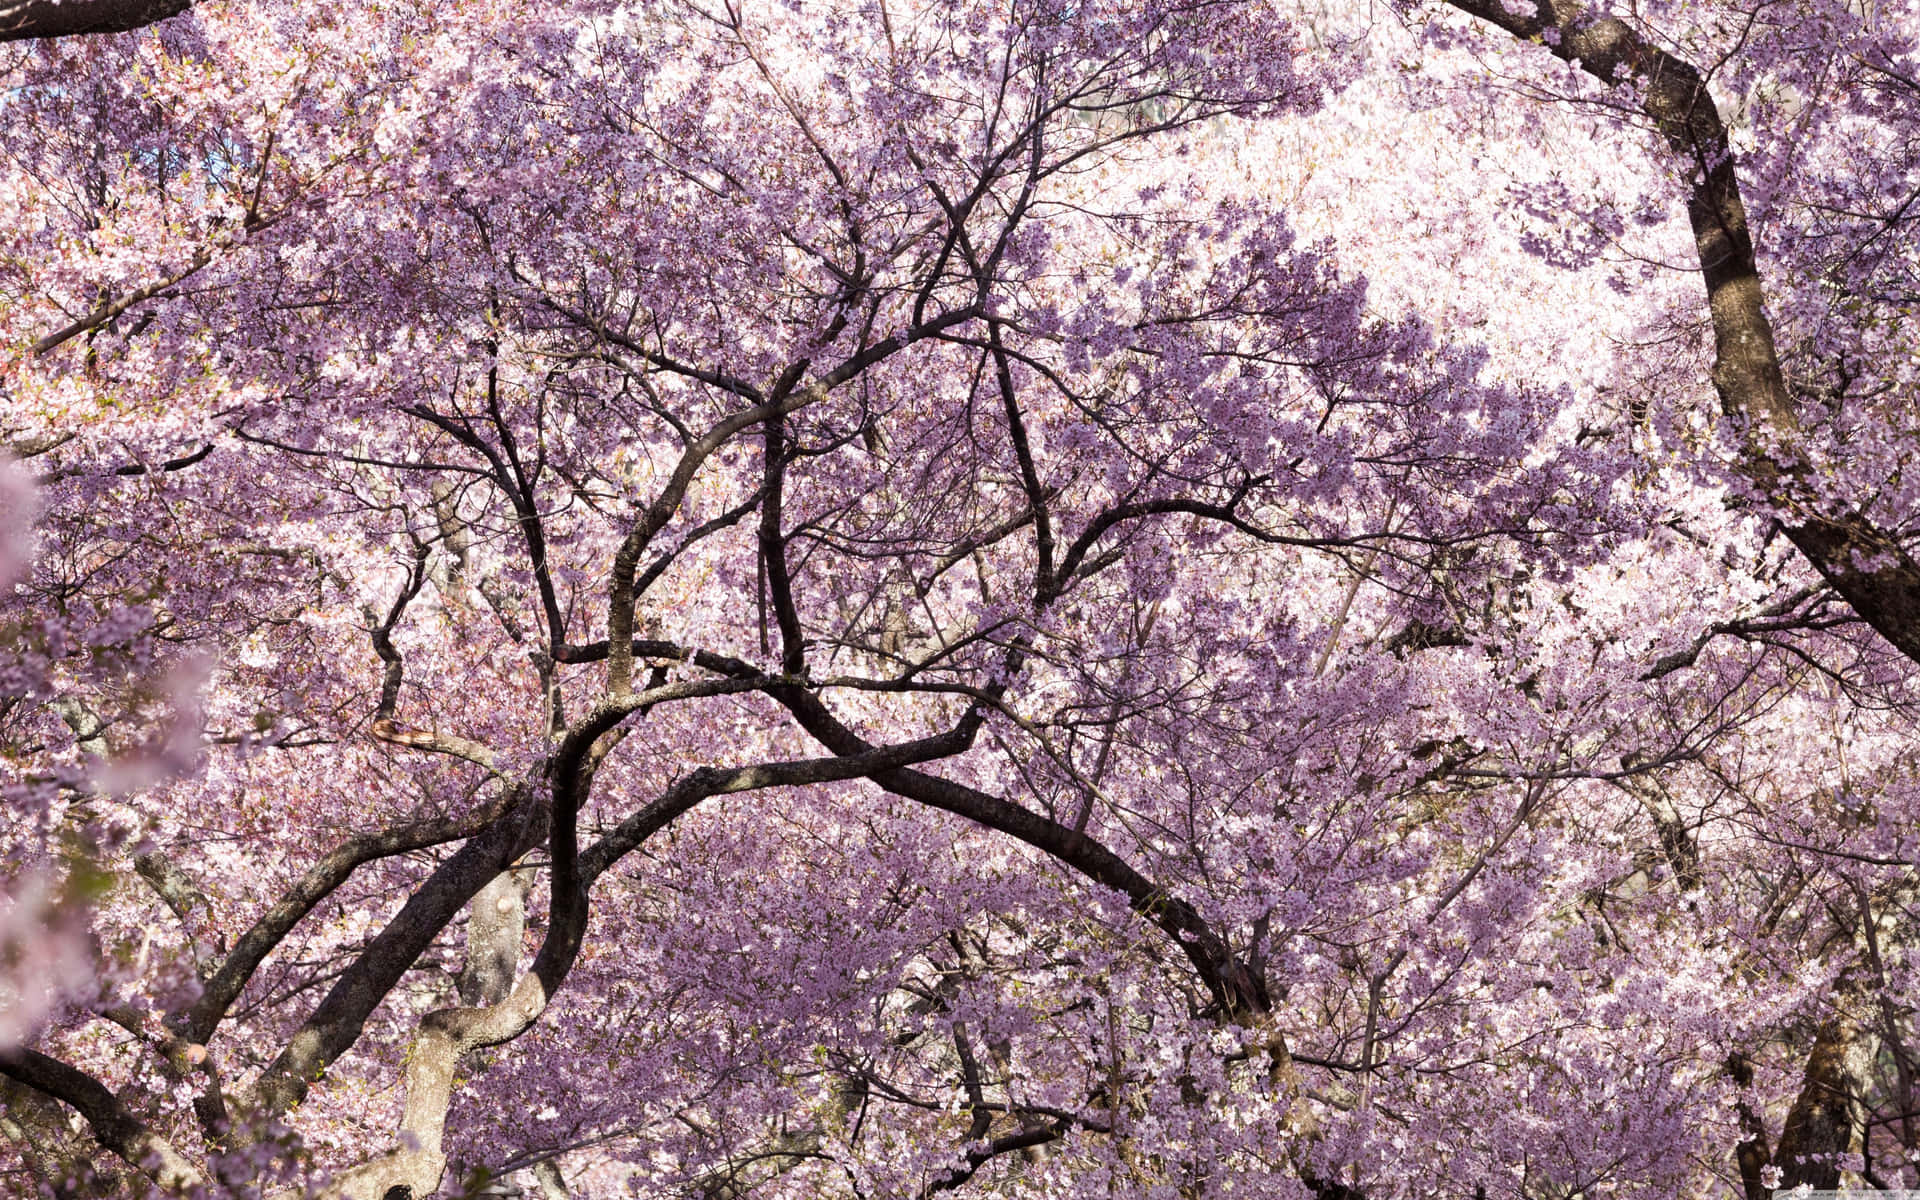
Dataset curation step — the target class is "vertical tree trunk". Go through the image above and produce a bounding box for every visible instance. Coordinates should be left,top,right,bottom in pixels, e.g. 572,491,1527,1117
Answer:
1776,1008,1875,1190
1726,1054,1774,1200
458,869,529,1008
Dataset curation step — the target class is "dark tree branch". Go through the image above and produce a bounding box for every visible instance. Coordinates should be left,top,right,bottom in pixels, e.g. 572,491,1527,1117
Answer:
764,680,1271,1020
241,788,549,1123
919,1122,1069,1198
0,1049,203,1193
1443,0,1920,666
0,0,189,40
552,635,1273,1017
32,247,210,351
187,790,523,1045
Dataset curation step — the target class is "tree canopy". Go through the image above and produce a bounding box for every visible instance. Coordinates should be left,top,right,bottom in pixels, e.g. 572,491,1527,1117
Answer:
2,0,1917,1196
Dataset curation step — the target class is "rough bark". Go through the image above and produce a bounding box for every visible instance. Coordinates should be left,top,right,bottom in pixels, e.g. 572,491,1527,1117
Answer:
241,791,549,1124
457,868,530,1008
1726,1053,1775,1200
529,1161,570,1198
323,726,1003,1199
1775,1007,1875,1189
190,793,521,1045
0,1077,134,1197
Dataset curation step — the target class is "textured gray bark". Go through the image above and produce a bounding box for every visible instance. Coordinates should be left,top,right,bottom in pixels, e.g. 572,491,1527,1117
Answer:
0,1077,133,1197
1776,1008,1875,1189
1433,4,1914,1194
529,1161,570,1198
190,794,520,1044
319,725,1003,1200
458,869,530,1008
241,792,549,1124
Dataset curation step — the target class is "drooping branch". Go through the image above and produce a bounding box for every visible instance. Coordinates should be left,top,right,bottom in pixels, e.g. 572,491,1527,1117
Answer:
764,681,1271,1019
0,1049,204,1194
552,636,1274,1018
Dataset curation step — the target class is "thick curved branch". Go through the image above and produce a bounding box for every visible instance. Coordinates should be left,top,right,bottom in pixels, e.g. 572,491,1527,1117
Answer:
325,721,993,1200
1050,487,1280,600
113,442,215,477
552,636,1270,1015
368,539,431,721
580,719,994,881
1444,0,1920,666
370,717,503,769
0,1076,136,1194
242,789,548,1123
765,682,1269,1018
920,1122,1070,1198
31,441,219,484
0,0,187,39
187,790,521,1044
0,1049,203,1194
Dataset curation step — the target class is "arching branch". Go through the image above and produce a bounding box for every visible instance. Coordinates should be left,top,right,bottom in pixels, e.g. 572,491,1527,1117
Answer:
0,1049,204,1194
1443,0,1920,666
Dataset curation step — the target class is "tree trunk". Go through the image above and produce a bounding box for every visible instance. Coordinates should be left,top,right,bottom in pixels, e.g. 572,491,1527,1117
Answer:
1776,1008,1876,1190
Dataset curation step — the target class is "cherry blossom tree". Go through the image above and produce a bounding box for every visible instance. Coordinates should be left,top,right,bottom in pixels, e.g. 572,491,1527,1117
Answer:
1,0,1916,1197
